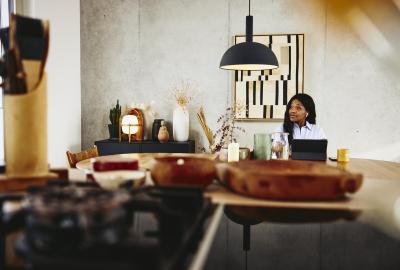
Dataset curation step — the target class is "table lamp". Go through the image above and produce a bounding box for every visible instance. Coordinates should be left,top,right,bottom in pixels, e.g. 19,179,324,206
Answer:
119,108,144,143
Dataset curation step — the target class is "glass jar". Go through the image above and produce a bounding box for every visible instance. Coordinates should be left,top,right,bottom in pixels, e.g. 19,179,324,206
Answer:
271,132,289,160
253,133,272,160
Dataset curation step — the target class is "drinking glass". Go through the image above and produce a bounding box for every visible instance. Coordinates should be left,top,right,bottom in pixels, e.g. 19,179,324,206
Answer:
271,132,289,160
253,133,272,160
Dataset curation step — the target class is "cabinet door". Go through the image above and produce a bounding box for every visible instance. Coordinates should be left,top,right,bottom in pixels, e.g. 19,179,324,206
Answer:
141,143,191,153
96,142,141,155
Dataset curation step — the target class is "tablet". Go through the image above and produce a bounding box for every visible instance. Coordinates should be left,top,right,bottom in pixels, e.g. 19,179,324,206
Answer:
291,139,328,161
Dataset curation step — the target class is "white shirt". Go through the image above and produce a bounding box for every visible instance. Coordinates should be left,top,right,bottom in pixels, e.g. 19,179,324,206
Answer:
275,121,326,140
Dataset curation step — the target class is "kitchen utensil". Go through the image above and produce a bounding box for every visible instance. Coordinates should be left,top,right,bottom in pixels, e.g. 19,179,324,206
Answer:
3,48,27,94
150,156,216,187
10,14,49,92
9,14,27,93
0,27,9,50
217,160,363,200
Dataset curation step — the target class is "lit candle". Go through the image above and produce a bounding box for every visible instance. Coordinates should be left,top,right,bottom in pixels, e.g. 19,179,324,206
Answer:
228,141,240,162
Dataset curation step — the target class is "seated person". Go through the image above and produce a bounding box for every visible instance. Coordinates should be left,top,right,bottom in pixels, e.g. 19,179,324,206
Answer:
275,93,326,146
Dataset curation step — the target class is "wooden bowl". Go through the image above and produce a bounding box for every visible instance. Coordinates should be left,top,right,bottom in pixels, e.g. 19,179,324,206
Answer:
93,170,146,190
150,156,216,187
218,160,363,200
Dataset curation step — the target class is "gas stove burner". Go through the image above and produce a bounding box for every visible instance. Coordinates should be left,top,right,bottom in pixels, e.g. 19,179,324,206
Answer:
21,184,132,255
26,184,130,215
0,180,214,270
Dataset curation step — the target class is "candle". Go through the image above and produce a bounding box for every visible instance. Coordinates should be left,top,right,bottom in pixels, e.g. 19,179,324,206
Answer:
337,148,350,162
228,142,240,162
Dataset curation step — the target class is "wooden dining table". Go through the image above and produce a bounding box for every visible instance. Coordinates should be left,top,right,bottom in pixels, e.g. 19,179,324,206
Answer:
76,153,400,179
75,153,400,212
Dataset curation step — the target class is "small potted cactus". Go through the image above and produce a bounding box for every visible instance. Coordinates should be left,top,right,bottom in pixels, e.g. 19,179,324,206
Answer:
108,100,121,139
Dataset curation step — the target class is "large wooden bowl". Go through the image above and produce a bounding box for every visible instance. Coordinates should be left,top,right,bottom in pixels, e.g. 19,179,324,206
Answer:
150,156,216,187
218,160,363,200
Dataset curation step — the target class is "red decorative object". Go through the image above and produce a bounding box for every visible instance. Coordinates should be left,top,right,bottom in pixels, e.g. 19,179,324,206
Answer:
92,157,139,172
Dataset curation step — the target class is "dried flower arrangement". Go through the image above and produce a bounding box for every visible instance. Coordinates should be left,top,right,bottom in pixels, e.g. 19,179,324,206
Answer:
197,103,246,153
171,81,194,107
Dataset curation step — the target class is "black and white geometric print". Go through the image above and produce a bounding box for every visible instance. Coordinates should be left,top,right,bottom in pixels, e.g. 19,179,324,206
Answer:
234,34,304,120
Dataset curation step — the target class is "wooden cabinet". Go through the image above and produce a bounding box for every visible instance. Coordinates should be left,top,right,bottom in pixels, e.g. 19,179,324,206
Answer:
95,139,195,156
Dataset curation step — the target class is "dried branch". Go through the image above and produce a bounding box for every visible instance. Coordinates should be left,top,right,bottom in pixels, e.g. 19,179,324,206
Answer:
197,107,214,146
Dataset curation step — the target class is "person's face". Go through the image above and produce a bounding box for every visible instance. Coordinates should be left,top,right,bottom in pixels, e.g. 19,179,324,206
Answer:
288,99,308,123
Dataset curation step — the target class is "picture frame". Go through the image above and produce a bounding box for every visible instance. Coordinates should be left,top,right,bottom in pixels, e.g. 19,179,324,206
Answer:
234,33,305,121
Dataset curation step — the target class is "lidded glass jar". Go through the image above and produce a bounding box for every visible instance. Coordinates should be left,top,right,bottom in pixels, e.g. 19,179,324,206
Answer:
271,132,289,160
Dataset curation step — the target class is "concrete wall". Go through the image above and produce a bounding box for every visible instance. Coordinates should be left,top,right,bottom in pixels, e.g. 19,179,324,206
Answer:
81,0,400,161
35,0,81,167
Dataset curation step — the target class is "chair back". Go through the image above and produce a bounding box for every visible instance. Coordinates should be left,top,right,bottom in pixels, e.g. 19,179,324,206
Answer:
66,146,99,168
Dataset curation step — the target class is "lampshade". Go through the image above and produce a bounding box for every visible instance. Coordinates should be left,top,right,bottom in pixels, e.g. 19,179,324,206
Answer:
220,1,278,71
220,41,278,70
121,115,139,134
119,108,144,143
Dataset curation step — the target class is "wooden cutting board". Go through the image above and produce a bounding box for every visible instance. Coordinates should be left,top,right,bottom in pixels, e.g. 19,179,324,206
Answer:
216,160,363,201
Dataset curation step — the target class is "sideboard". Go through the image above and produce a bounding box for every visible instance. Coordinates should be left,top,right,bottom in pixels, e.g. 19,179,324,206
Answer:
94,139,196,155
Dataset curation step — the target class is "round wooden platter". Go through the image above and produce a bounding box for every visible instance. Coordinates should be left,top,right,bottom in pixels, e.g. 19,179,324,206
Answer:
76,153,217,172
216,160,363,201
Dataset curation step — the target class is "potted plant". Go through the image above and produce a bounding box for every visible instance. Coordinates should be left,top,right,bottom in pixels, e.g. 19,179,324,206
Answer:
108,100,121,140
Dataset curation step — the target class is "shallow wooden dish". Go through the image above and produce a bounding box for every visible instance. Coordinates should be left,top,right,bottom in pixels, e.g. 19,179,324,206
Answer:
217,160,363,200
224,205,361,224
150,156,216,187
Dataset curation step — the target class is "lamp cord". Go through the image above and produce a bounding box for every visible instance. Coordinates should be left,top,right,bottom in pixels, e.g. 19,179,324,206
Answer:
248,0,251,15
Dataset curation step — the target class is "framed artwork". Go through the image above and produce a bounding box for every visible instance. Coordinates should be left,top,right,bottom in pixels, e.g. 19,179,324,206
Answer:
234,34,304,121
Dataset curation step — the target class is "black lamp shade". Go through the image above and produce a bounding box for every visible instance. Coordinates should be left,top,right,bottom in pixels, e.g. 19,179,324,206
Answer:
220,13,279,71
220,42,278,70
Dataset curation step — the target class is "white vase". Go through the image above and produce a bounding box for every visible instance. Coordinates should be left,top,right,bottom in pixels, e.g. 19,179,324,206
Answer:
173,105,189,142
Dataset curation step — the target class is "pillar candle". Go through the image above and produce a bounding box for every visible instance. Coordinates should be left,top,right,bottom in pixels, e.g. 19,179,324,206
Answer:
228,142,240,162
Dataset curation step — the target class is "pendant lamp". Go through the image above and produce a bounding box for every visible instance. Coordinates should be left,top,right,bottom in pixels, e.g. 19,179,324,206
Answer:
220,0,278,71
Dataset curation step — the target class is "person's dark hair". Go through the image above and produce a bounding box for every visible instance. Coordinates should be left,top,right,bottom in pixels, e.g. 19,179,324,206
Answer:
283,93,317,145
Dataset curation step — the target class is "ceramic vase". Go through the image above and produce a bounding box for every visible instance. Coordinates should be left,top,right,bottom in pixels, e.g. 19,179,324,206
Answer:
158,121,169,143
173,105,189,142
152,119,164,141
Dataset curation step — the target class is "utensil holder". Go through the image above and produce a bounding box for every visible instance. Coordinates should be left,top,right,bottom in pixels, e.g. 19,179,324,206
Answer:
4,74,48,178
